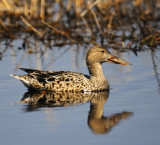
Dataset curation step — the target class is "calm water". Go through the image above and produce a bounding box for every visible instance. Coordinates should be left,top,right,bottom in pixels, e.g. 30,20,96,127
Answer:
0,42,160,145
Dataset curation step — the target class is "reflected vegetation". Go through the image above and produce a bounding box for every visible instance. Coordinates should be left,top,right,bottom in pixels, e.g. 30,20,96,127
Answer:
20,91,133,134
151,49,160,95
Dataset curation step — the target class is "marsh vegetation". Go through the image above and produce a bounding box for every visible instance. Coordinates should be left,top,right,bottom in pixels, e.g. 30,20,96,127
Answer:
0,0,160,51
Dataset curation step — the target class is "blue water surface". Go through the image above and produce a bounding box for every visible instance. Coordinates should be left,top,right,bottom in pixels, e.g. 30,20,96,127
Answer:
0,42,160,145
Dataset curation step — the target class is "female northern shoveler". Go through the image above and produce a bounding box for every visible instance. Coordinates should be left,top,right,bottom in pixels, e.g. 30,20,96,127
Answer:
10,46,131,92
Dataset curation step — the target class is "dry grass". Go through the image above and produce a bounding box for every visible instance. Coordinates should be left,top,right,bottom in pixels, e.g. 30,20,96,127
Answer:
0,0,160,51
0,0,45,19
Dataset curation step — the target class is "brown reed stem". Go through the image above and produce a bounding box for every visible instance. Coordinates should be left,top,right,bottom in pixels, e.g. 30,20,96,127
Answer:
90,9,103,34
41,20,77,43
20,16,43,37
2,0,11,10
40,0,45,20
0,19,9,31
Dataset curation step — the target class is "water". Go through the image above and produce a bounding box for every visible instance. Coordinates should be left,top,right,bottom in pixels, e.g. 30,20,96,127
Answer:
0,42,160,145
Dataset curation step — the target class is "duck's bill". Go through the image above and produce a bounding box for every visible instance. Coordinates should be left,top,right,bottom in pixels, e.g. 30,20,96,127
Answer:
107,55,131,65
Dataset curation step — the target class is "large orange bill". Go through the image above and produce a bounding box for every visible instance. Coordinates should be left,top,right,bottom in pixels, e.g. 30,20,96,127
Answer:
107,55,131,65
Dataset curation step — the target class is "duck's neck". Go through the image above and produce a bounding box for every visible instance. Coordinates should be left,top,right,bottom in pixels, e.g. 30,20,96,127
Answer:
87,62,109,90
87,62,105,79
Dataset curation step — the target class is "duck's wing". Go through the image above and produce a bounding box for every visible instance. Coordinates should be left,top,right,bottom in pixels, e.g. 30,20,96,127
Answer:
20,68,39,73
11,68,91,91
28,70,90,85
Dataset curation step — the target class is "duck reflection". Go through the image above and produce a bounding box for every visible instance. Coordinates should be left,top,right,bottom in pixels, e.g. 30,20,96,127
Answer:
20,91,133,134
88,92,133,134
21,91,91,111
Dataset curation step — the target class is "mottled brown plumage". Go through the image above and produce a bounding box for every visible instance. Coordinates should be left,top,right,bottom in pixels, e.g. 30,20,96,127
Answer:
10,46,131,92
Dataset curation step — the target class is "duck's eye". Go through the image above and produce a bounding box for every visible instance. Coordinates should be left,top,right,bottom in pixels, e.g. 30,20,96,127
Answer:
101,50,105,53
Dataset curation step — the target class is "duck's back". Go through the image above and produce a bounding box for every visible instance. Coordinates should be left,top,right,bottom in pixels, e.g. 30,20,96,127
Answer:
11,68,92,92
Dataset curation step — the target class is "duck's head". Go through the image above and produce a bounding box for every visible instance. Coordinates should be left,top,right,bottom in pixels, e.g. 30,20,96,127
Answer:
86,46,131,65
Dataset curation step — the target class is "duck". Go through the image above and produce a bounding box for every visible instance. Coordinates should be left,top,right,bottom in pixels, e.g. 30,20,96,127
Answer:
10,46,131,92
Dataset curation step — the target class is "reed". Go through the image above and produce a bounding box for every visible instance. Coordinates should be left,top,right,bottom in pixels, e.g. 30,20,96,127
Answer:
0,0,46,18
0,0,159,51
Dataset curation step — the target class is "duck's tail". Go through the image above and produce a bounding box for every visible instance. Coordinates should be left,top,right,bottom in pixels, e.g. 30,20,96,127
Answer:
10,74,22,80
10,74,30,88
